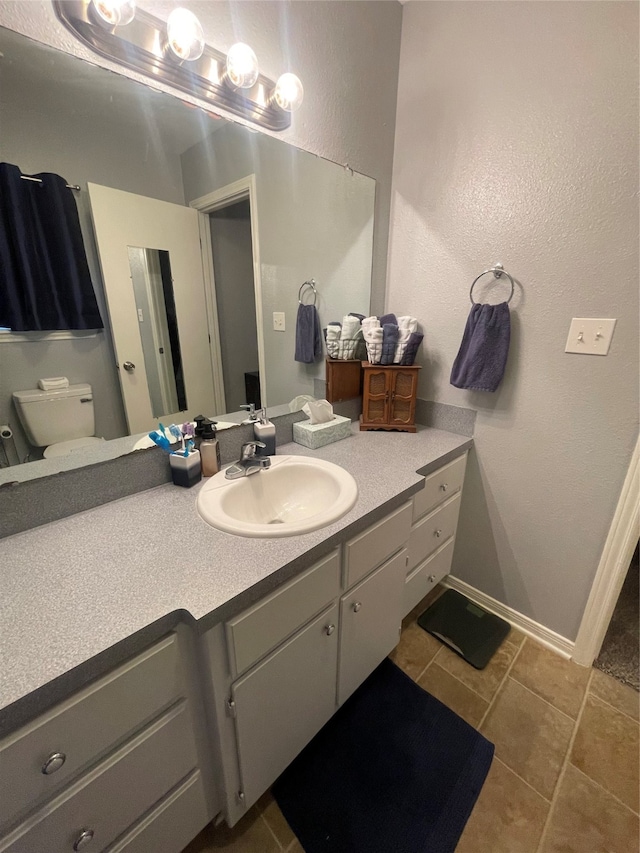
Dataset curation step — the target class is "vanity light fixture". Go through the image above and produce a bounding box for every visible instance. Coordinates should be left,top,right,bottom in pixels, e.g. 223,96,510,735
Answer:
225,42,260,90
52,0,303,131
166,7,205,63
90,0,135,28
272,73,304,113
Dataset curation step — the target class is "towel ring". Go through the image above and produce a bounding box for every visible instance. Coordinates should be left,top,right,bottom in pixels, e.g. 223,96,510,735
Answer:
298,279,318,306
469,264,515,305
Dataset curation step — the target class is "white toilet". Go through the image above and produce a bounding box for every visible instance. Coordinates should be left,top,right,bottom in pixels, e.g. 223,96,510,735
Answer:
12,384,105,459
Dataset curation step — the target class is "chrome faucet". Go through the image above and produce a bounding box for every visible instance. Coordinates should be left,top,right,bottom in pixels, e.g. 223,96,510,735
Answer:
225,441,271,479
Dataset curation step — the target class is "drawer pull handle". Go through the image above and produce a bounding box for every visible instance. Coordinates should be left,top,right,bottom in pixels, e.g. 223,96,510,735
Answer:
440,483,449,492
42,752,66,775
325,623,336,636
352,601,362,613
73,829,94,850
428,574,437,583
434,529,442,538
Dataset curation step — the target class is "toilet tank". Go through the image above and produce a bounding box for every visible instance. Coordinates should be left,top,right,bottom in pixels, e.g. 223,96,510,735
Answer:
12,384,95,447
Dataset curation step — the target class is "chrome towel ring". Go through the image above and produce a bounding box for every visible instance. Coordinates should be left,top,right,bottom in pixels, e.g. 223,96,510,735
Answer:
469,264,515,305
298,279,318,306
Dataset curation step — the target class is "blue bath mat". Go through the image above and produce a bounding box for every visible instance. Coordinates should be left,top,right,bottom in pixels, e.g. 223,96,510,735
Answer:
272,658,493,853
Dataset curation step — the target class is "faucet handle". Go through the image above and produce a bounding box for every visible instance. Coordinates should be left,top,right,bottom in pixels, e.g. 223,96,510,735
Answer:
240,403,258,421
240,441,266,461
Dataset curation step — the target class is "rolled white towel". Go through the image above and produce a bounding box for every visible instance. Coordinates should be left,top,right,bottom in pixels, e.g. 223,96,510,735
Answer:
364,326,383,364
342,326,364,359
362,316,380,334
340,315,361,341
38,377,70,391
325,323,341,359
397,316,418,333
394,316,419,362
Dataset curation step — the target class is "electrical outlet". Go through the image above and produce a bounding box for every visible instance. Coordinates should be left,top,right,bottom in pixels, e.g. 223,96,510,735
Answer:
273,312,285,332
565,318,617,355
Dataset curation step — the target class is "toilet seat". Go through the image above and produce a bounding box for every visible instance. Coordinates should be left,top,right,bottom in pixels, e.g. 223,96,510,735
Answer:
43,437,106,459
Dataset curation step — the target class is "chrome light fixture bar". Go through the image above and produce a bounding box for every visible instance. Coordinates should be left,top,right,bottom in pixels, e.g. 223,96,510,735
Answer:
52,0,296,131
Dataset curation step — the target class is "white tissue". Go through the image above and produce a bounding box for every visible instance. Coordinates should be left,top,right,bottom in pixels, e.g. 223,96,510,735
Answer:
302,399,335,424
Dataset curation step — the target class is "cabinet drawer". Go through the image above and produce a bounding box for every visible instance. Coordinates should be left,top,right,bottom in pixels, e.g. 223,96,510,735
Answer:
407,494,461,573
0,636,182,831
0,701,198,853
403,539,455,617
227,549,340,676
231,604,339,808
338,548,407,705
343,502,412,588
412,453,467,522
105,771,209,853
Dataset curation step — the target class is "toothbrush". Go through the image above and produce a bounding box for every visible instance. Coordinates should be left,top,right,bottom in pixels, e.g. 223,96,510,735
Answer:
184,439,195,457
158,422,170,442
168,424,183,451
148,430,172,452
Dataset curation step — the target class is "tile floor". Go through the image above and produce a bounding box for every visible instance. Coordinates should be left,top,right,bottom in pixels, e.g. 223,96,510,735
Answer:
183,587,640,853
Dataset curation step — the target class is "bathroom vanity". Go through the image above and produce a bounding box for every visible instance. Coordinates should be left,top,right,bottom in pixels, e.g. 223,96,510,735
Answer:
0,427,469,851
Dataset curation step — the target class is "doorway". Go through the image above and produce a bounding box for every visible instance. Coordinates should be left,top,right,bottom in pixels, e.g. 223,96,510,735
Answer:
593,542,639,690
191,175,265,414
208,200,260,414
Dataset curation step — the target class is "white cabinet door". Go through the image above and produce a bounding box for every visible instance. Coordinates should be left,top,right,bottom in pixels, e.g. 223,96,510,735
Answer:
338,548,407,705
230,604,339,808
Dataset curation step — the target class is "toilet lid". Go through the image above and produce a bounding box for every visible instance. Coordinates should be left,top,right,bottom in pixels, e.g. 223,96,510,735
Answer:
43,437,105,458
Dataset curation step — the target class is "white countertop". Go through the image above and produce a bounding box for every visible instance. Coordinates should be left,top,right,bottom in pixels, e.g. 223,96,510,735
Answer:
0,425,472,732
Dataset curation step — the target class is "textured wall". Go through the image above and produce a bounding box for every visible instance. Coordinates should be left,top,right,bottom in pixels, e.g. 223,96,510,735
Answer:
0,0,403,314
387,1,639,640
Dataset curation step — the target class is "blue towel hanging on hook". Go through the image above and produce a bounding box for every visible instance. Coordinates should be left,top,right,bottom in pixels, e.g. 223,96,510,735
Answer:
450,302,511,392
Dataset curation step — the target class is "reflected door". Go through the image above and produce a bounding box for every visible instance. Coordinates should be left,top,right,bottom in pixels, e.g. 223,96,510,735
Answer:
88,183,219,434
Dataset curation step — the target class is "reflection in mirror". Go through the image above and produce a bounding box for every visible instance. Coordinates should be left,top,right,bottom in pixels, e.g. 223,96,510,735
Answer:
0,26,375,483
127,248,187,418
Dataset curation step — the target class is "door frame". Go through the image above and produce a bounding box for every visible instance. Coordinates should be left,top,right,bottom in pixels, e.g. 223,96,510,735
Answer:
190,175,266,410
573,435,639,666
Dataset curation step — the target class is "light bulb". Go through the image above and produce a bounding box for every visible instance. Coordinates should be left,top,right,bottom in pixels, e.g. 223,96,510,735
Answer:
166,8,205,62
91,0,136,27
273,73,304,112
225,43,259,89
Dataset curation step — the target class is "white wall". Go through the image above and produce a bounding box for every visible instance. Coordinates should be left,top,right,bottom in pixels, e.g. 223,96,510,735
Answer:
387,1,639,641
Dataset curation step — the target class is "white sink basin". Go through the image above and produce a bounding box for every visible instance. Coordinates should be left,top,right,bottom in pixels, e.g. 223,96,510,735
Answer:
196,455,358,538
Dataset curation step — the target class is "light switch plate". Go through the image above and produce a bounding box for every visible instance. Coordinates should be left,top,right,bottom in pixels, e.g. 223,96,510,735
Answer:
273,312,285,332
565,318,616,355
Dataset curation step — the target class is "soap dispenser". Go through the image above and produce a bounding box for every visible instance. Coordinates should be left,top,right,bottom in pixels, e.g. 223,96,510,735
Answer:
200,419,221,476
254,407,276,456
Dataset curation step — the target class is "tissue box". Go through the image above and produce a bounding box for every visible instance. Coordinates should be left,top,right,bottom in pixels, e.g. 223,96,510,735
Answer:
293,415,352,449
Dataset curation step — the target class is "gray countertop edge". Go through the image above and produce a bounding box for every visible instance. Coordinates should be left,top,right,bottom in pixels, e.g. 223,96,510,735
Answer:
0,429,472,737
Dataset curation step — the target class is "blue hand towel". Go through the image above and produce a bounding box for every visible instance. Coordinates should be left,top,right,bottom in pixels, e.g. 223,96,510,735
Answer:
450,302,511,392
381,323,399,365
295,303,322,364
379,312,398,327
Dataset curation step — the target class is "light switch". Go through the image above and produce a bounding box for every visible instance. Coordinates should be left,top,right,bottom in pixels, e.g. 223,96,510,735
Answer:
565,318,616,355
273,312,285,332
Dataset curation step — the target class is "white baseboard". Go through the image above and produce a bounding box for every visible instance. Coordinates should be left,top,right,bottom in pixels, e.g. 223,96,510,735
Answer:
442,575,575,660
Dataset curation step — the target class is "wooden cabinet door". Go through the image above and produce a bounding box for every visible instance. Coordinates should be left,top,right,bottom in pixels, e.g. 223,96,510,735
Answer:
362,367,390,424
338,548,407,705
389,369,418,426
230,604,339,807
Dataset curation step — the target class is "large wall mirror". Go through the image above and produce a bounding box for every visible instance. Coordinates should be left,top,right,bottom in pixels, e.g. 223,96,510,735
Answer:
0,27,375,482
